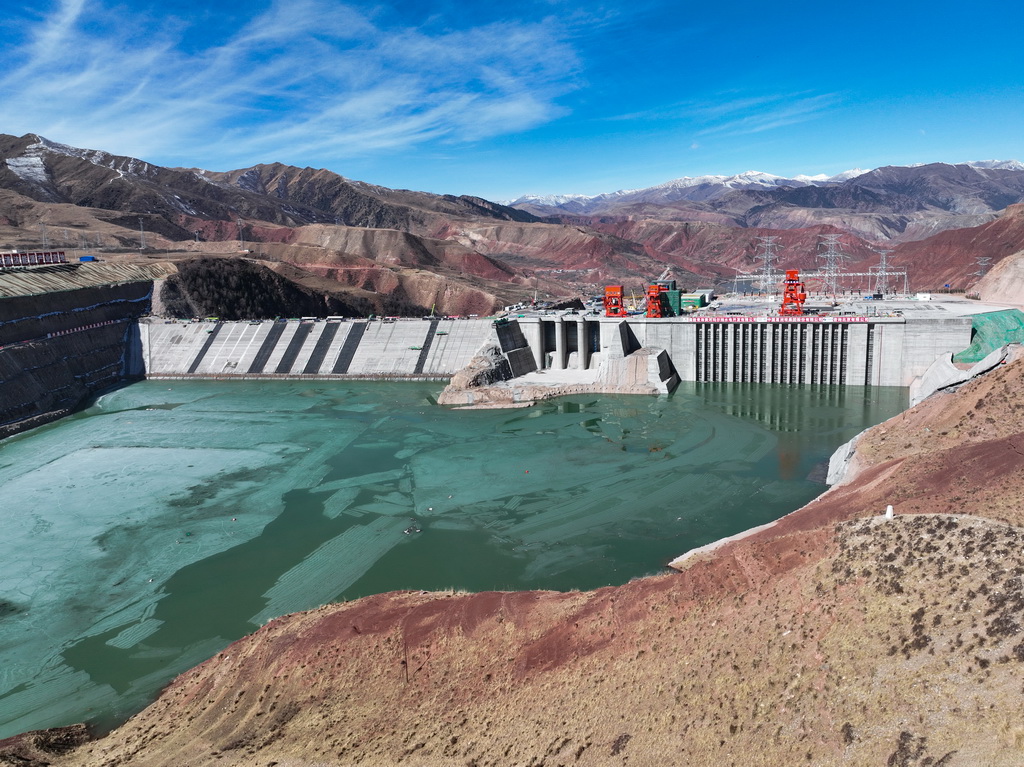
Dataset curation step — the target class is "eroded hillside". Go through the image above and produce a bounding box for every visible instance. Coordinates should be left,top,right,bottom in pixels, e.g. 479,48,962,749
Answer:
6,135,1024,310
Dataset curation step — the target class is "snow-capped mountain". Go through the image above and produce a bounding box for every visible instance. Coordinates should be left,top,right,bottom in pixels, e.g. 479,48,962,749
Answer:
964,160,1024,171
507,162,1023,215
507,168,867,212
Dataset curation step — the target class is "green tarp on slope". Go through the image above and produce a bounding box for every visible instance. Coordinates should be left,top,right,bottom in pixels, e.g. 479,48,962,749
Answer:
953,309,1024,363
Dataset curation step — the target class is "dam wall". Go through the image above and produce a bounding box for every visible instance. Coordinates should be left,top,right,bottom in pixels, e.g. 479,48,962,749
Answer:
0,281,152,438
0,270,977,440
140,317,494,379
515,313,974,387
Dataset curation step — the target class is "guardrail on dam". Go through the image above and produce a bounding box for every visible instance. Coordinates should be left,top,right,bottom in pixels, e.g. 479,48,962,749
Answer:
140,318,494,379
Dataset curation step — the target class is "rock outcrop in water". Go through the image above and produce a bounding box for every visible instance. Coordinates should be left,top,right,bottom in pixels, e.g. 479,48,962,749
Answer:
36,349,1024,765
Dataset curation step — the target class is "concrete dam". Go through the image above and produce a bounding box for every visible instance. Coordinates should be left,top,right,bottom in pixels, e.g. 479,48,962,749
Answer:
0,263,990,436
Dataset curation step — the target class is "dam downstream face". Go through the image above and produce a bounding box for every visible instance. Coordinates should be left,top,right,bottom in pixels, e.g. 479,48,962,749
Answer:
0,380,906,736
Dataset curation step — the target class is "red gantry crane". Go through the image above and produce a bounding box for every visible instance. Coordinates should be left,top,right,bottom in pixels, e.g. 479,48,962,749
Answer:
603,285,628,317
779,269,807,316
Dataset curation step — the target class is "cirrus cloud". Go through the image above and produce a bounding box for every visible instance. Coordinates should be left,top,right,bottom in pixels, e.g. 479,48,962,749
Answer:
0,0,581,168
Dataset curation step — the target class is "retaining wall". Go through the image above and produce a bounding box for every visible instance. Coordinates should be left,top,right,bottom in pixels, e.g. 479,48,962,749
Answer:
0,283,151,439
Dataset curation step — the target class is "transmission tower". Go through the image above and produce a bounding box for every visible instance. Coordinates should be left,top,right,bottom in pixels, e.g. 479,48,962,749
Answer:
755,236,782,294
138,217,146,250
817,234,849,298
973,257,993,278
870,249,894,294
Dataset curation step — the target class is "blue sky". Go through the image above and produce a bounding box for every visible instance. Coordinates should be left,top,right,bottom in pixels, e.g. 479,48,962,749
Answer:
1,0,1022,200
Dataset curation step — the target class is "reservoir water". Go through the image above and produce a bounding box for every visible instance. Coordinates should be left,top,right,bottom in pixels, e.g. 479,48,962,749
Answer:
0,380,906,737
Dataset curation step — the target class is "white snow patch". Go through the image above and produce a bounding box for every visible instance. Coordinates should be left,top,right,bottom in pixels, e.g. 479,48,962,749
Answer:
5,156,49,185
828,168,869,182
506,192,596,206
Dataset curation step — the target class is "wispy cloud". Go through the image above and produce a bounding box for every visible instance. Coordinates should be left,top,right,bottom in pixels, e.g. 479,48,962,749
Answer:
694,92,842,136
0,0,580,168
606,91,841,136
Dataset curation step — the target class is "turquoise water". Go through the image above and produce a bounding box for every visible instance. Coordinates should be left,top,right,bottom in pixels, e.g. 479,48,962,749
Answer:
0,380,906,736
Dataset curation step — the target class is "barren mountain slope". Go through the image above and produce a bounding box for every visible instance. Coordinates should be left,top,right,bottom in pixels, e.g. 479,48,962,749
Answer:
7,133,1024,302
32,356,1024,767
204,163,536,233
891,204,1024,290
0,134,537,238
582,218,880,277
975,249,1024,304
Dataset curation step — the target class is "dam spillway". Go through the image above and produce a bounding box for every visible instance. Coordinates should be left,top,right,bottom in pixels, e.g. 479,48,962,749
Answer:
140,317,494,379
513,310,974,388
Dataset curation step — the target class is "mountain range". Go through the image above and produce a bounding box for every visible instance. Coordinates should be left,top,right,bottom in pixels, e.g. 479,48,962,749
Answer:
508,162,1024,243
507,161,1024,209
2,132,1024,314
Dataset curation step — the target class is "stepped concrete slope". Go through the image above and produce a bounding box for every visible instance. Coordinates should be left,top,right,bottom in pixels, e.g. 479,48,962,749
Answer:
0,262,174,298
140,318,493,379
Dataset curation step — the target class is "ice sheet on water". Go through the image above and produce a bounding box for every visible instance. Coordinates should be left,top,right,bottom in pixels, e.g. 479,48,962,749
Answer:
333,403,379,412
520,545,606,580
0,446,279,605
250,515,408,625
317,469,406,493
0,661,120,737
321,487,361,519
106,619,164,649
351,491,414,517
0,435,289,735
